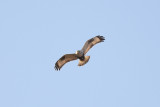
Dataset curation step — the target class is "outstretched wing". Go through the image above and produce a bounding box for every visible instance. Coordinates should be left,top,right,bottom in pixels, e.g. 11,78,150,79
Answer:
55,54,78,71
81,35,105,55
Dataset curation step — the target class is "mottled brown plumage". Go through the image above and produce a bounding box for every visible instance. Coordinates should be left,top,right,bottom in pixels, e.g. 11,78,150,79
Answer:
54,54,78,70
82,36,105,55
54,35,105,71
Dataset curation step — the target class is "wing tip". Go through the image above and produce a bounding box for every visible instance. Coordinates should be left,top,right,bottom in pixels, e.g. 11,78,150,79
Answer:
54,63,60,71
97,35,105,42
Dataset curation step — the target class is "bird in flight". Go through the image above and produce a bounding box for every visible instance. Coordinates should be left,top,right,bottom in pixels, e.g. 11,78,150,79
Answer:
54,35,105,71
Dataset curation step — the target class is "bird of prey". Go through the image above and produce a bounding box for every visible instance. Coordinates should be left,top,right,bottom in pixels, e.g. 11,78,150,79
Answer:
54,35,105,71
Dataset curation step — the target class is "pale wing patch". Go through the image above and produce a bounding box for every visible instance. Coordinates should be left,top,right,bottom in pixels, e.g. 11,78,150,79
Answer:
92,37,101,45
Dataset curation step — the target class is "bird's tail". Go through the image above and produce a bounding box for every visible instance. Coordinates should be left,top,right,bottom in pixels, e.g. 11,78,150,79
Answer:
78,56,90,66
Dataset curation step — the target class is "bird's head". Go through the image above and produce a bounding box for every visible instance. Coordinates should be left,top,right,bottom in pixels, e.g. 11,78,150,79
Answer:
75,50,80,55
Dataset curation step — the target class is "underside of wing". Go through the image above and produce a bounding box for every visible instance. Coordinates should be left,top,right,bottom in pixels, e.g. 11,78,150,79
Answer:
81,35,105,54
54,54,78,71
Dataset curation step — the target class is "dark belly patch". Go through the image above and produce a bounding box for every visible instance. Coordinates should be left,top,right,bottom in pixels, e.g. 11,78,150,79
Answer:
79,56,85,61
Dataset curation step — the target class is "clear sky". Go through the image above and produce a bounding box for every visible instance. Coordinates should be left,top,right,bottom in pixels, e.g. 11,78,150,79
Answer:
0,0,160,107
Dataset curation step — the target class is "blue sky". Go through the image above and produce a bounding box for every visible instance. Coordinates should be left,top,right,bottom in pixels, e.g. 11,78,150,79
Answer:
0,0,160,107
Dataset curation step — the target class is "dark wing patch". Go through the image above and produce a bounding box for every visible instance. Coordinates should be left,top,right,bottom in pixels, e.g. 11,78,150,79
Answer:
60,56,65,60
81,35,105,54
88,38,94,43
54,54,78,71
